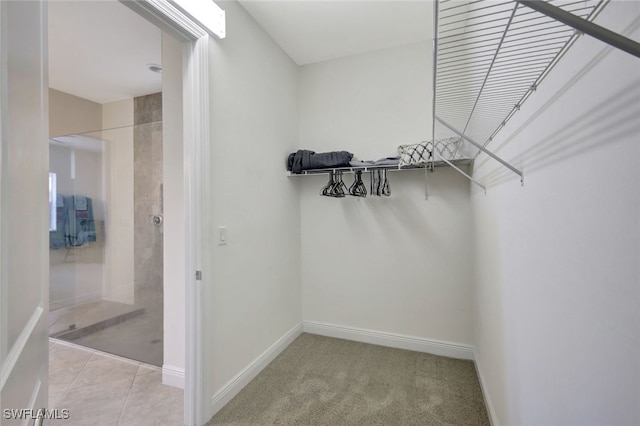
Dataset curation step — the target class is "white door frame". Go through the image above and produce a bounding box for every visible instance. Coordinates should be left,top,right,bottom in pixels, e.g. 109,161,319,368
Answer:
119,2,220,424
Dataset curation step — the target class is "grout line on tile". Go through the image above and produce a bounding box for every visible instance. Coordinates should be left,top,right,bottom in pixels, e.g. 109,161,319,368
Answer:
135,363,162,376
64,353,93,393
49,336,173,424
116,371,139,425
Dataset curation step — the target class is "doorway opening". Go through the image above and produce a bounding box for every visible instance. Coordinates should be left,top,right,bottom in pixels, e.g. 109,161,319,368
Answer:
1,0,210,423
47,1,173,369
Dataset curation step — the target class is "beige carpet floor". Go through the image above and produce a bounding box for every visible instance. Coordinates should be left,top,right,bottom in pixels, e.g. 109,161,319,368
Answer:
208,333,489,425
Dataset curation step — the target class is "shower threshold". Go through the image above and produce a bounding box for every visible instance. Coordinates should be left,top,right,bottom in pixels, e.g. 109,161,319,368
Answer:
49,300,145,340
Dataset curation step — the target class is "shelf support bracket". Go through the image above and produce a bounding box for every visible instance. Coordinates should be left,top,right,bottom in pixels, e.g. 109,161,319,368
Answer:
517,0,640,59
435,153,486,195
435,116,524,185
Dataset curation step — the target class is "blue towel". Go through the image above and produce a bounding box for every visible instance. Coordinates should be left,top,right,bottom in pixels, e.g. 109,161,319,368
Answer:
64,196,96,247
56,194,64,207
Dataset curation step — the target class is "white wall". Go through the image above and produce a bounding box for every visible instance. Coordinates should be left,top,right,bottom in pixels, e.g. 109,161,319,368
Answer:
205,0,301,410
161,31,186,385
299,41,431,159
102,99,135,304
471,2,640,425
49,88,102,138
299,43,475,347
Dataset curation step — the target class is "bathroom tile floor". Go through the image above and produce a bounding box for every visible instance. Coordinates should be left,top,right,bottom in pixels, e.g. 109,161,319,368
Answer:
48,339,184,425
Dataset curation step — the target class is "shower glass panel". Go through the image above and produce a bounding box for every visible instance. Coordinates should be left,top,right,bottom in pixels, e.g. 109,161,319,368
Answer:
48,120,164,367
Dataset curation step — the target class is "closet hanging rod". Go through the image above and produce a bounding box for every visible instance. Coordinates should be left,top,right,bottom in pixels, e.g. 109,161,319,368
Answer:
517,0,640,58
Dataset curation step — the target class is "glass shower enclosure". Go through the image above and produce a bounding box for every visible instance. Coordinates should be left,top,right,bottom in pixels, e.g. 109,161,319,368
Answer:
48,118,164,367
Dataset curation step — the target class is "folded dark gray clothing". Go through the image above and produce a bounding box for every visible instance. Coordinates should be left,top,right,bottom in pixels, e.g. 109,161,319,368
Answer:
288,149,354,173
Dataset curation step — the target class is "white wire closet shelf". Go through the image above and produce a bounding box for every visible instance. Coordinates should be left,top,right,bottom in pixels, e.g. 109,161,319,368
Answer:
285,157,473,176
289,0,640,194
431,0,634,187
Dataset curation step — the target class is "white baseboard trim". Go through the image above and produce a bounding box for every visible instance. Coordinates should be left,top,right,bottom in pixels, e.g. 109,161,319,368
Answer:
474,357,499,426
303,321,475,360
210,323,303,415
162,365,185,389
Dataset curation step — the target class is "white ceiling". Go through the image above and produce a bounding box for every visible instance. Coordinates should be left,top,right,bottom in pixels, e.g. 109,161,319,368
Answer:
237,0,434,65
48,1,433,104
48,0,162,105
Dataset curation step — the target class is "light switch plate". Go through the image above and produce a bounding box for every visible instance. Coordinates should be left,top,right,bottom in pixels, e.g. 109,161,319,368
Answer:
218,226,227,245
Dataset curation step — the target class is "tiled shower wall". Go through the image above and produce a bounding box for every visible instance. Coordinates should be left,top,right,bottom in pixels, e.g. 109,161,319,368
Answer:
133,93,163,339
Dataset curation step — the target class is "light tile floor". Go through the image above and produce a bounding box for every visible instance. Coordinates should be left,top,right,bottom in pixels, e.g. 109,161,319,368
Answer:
49,339,184,425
